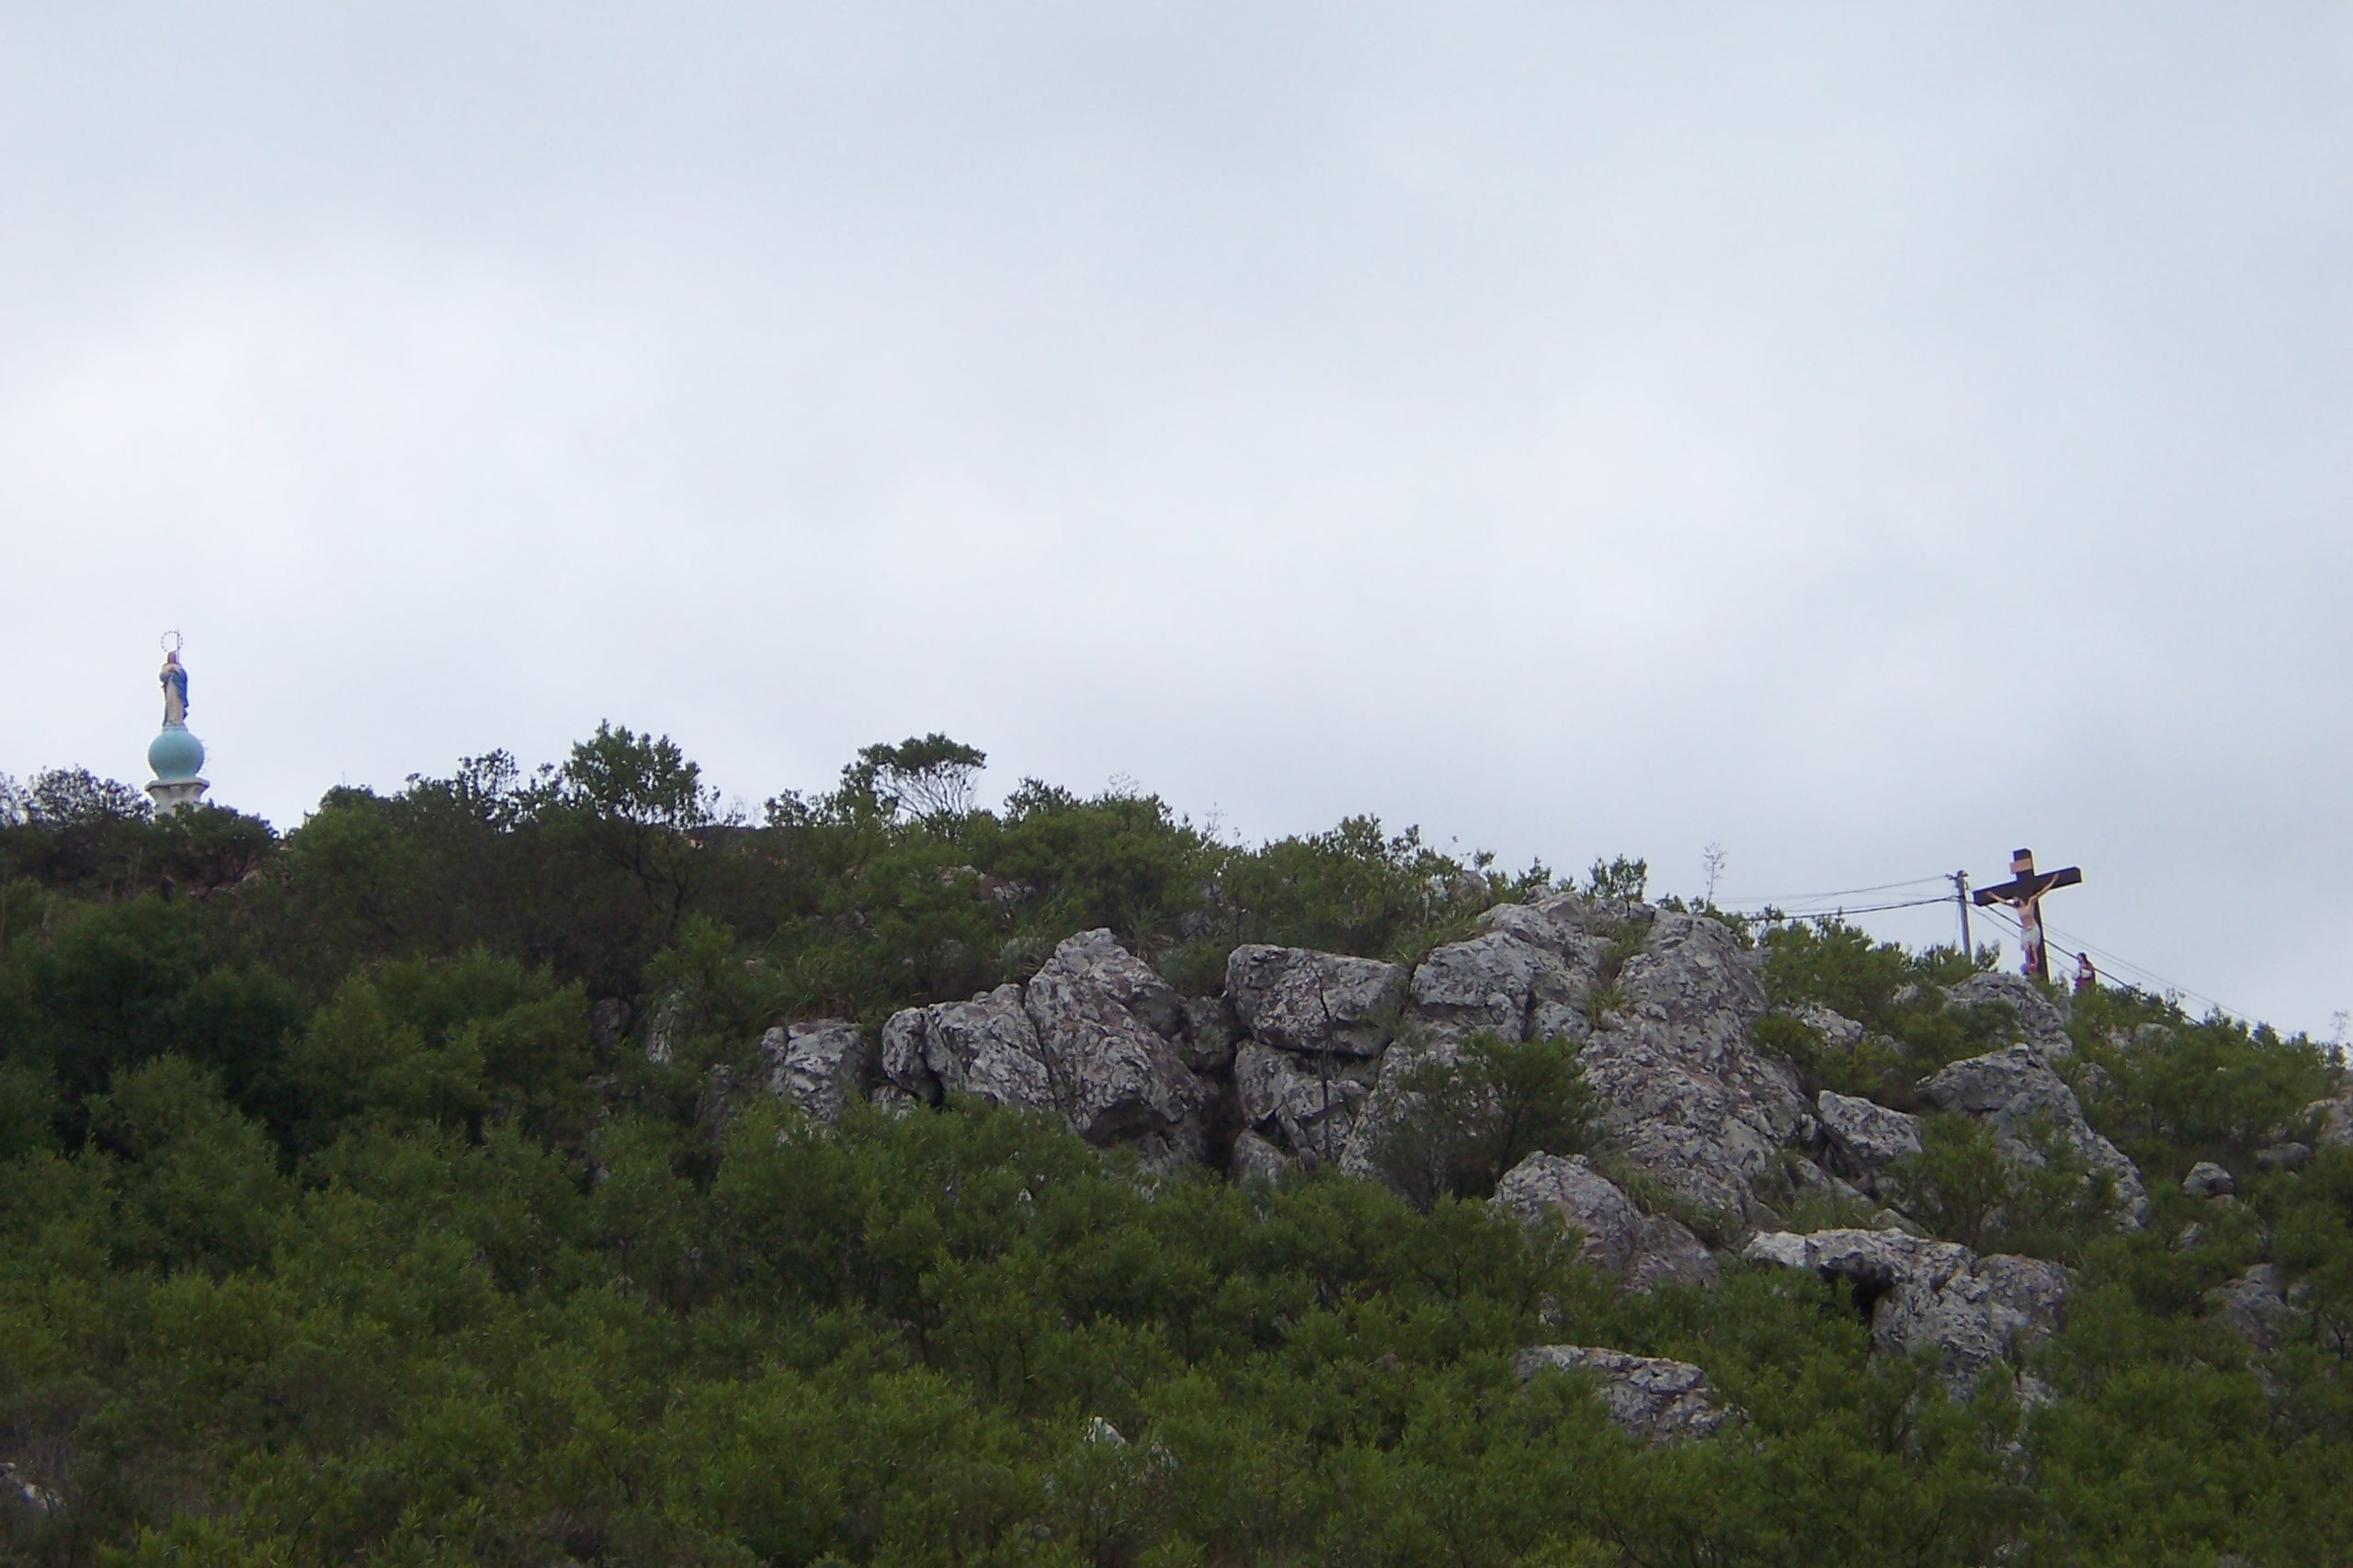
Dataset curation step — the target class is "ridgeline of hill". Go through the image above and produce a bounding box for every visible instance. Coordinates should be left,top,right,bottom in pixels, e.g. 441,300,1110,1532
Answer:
1,728,2348,1567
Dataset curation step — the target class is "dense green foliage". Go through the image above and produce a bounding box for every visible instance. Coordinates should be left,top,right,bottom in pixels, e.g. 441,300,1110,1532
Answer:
0,735,2347,1565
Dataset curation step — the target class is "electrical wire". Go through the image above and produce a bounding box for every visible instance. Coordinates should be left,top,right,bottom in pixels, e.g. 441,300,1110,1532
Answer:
1719,893,1956,918
1970,901,2250,1024
1709,854,2267,1028
1714,874,1951,905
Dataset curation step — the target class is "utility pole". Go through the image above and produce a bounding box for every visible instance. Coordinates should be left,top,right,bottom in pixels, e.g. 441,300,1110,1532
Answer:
1972,847,2083,982
1952,870,1972,957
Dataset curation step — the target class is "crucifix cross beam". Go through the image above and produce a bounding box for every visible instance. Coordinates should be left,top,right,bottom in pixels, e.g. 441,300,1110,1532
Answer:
1971,847,2083,981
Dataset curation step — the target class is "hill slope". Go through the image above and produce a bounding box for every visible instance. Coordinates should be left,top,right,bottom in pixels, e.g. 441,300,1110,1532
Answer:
1,732,2348,1566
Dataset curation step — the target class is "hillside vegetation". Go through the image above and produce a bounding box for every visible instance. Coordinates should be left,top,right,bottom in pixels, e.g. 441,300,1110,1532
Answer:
0,731,2347,1567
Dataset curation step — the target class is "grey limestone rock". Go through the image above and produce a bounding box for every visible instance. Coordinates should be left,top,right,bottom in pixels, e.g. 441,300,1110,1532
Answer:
1492,1152,1720,1293
0,1461,61,1517
1471,894,1612,1040
879,932,1207,1165
1743,1227,2068,1394
1178,994,1242,1072
2256,1142,2313,1172
1917,1045,2149,1226
2182,1161,2236,1199
1575,913,1810,1220
1233,1042,1374,1165
1514,1346,1727,1442
2307,1092,2353,1148
1815,1090,1923,1193
1230,1128,1298,1184
2205,1263,2302,1353
881,984,1055,1112
762,1019,873,1123
1408,932,1546,1039
1023,929,1207,1145
1946,971,2073,1058
1225,945,1408,1056
1790,1004,1866,1051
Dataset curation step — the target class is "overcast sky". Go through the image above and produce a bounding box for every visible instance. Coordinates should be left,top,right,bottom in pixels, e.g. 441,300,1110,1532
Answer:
4,6,2348,1035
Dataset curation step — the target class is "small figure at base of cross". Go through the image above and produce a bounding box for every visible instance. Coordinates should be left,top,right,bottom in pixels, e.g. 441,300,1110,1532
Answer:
1972,847,2083,983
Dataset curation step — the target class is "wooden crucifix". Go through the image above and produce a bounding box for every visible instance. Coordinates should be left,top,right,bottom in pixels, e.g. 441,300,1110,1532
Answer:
1972,847,2082,981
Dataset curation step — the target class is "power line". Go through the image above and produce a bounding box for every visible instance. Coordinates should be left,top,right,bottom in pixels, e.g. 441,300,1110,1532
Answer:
1972,902,2249,1024
1719,894,1956,918
1715,874,1950,905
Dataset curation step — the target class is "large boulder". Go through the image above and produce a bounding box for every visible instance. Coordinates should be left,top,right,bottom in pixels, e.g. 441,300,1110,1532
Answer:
1916,1046,2149,1225
881,984,1056,1112
880,932,1207,1167
1408,932,1547,1039
2296,1092,2353,1143
1946,971,2073,1058
2205,1264,2302,1353
1492,1152,1720,1292
1816,1090,1923,1194
1225,945,1407,1056
1744,1228,2068,1394
1575,913,1811,1219
2307,1092,2353,1148
1470,894,1613,1040
1022,929,1207,1153
2182,1161,2235,1199
762,1019,873,1123
1514,1346,1727,1442
1233,1042,1376,1165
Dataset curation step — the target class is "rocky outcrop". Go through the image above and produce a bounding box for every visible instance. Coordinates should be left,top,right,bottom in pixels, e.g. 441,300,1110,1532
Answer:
879,931,1209,1168
1022,930,1206,1151
1471,896,1614,1040
1917,1046,2149,1226
0,1461,60,1517
1492,1153,1720,1292
1514,1346,1726,1441
883,983,1056,1111
1177,995,1241,1072
2182,1161,2236,1199
1229,1129,1297,1183
2256,1142,2313,1172
1225,946,1406,1056
763,1019,872,1123
2307,1092,2353,1148
1744,1228,2068,1394
1946,971,2073,1058
1233,1043,1374,1165
1406,897,1608,1044
1816,1090,1922,1193
1576,913,1810,1220
2205,1264,2302,1353
1790,1004,1866,1051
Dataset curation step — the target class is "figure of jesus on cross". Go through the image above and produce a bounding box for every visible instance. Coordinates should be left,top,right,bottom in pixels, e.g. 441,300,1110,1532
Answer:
1972,847,2082,982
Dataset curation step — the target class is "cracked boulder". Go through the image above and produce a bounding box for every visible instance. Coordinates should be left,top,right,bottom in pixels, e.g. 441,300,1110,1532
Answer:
2307,1092,2353,1148
883,984,1057,1112
1492,1152,1720,1292
1233,1043,1376,1165
2205,1264,2303,1353
1515,1346,1727,1442
1576,913,1811,1220
762,1019,873,1123
1917,1046,2149,1226
1744,1227,2068,1395
1946,971,2074,1058
1226,945,1408,1056
1022,929,1207,1154
1408,896,1609,1043
880,931,1209,1168
1815,1090,1923,1194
